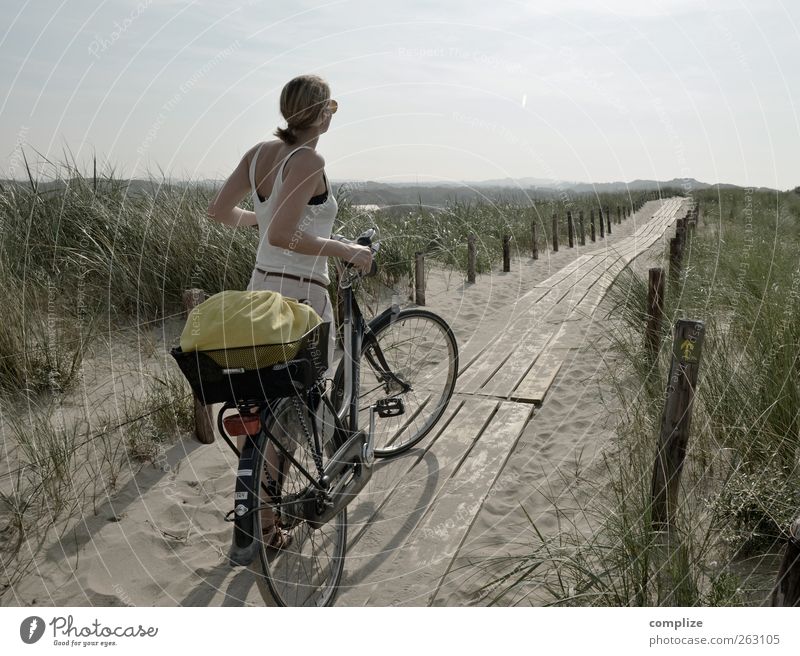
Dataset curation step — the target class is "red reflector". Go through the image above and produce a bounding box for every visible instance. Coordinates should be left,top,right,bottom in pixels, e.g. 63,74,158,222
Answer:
223,413,261,437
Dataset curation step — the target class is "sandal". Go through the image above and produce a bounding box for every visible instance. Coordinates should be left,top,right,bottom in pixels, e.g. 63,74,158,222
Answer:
262,514,293,551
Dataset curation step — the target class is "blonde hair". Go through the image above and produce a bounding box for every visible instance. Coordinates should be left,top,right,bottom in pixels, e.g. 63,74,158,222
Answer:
274,75,331,145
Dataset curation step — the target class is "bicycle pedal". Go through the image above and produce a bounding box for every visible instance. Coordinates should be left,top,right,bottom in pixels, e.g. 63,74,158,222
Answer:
375,397,404,418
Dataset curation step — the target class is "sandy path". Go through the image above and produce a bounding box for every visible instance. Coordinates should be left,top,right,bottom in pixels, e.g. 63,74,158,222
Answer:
6,198,684,607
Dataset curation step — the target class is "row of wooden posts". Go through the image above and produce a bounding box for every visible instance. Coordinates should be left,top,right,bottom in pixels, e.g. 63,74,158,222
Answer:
644,202,698,353
644,201,799,606
414,199,648,306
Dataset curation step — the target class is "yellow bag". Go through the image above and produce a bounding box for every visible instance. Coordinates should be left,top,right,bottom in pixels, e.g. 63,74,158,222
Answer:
179,290,322,367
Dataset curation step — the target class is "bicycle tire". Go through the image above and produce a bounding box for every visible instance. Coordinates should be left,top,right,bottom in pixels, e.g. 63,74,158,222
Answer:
252,395,347,606
333,307,458,458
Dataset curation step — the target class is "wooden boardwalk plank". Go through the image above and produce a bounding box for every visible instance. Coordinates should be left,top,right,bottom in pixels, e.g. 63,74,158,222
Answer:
456,286,551,379
458,256,608,391
344,398,466,545
362,401,534,606
531,254,594,289
512,339,570,403
475,328,557,399
336,397,501,605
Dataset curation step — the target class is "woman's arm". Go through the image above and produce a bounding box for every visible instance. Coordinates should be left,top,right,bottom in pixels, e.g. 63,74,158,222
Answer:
267,150,373,272
206,150,258,227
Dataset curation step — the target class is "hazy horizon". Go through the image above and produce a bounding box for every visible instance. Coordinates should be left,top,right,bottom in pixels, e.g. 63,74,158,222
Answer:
0,169,778,190
2,0,798,190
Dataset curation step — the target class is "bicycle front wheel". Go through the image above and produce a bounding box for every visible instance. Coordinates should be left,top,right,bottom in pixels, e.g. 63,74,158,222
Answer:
334,308,458,458
252,395,346,606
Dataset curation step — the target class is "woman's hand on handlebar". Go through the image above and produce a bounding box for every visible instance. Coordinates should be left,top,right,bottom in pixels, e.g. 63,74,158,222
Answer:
345,243,373,274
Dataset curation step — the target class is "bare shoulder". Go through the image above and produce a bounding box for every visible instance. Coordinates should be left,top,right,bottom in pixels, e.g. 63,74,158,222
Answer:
285,147,325,178
244,139,279,161
294,147,325,167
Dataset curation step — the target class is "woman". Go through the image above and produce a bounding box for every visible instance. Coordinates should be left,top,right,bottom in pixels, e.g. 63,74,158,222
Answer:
207,74,372,549
207,74,372,369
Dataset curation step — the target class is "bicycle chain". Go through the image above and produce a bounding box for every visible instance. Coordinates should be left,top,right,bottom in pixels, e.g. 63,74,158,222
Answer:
291,393,326,480
263,383,327,496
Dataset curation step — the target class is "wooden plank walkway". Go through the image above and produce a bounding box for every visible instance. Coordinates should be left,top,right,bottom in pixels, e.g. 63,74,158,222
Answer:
336,197,689,606
459,197,685,404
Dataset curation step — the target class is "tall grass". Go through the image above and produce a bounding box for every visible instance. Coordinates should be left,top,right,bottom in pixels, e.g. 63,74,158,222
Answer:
0,159,257,320
0,257,98,394
0,155,665,390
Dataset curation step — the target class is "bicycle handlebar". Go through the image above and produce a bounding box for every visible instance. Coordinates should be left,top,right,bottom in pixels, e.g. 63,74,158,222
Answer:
332,227,380,278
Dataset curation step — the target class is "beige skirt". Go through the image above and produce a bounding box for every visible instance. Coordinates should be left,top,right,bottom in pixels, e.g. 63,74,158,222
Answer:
246,269,335,380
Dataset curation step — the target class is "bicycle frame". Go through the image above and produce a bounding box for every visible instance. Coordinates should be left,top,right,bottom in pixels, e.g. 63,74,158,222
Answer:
336,262,365,432
334,261,411,441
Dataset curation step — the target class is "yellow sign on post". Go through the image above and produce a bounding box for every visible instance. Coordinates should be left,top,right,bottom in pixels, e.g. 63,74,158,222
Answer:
680,338,696,362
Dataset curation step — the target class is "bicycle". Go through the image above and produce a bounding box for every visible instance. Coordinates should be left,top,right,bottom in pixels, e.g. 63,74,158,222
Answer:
171,227,459,606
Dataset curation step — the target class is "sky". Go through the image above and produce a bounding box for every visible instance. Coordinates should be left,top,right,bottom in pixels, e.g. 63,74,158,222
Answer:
1,0,798,189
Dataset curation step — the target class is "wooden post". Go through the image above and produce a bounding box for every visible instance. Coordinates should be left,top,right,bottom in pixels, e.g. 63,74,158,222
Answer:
415,251,425,306
771,517,800,606
650,319,705,532
646,268,665,354
182,289,215,445
617,205,621,224
578,210,585,246
605,206,612,234
552,214,559,252
567,211,574,248
531,222,538,260
502,234,510,272
669,237,682,280
676,217,686,249
467,233,476,283
590,209,596,242
599,207,605,238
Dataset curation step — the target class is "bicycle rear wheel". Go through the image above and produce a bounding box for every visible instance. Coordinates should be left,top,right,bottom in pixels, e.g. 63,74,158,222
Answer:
252,394,346,606
334,308,458,457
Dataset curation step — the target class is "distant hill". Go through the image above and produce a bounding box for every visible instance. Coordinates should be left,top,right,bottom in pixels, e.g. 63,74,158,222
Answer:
330,177,777,207
0,175,779,208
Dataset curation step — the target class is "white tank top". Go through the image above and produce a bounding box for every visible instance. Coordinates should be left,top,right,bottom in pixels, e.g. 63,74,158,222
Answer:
249,143,338,285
